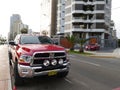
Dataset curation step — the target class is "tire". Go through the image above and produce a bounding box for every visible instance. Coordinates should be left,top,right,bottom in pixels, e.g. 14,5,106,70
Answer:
8,52,12,65
14,62,24,86
57,71,69,78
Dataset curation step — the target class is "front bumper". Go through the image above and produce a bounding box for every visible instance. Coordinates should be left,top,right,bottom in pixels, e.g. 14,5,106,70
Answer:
18,62,70,78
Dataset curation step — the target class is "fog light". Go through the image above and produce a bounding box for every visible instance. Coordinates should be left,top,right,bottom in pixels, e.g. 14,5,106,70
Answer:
58,59,63,65
51,59,57,66
43,60,50,66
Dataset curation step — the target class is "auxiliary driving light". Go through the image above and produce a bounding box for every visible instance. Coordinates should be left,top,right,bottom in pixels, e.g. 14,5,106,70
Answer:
51,59,57,66
58,59,64,65
43,60,50,66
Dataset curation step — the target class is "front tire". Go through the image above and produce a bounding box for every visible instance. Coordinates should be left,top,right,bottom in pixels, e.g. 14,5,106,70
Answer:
8,52,12,65
14,62,24,86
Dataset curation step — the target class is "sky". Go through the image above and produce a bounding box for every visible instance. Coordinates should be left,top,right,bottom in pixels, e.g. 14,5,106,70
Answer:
0,0,120,39
0,0,42,38
111,0,120,39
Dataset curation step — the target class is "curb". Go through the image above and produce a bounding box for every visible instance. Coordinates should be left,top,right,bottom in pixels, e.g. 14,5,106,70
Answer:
8,79,12,90
88,55,116,58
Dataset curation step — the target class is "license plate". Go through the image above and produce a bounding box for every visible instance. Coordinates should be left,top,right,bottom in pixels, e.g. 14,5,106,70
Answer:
48,70,57,76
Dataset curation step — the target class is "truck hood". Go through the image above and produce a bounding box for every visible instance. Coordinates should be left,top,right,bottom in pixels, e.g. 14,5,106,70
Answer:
20,44,65,54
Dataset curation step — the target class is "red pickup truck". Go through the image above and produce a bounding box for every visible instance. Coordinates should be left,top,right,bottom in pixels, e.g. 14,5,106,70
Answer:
8,34,70,86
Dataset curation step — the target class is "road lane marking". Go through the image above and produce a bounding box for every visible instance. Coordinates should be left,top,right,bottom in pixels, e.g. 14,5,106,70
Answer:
64,78,73,84
80,61,101,67
69,54,101,66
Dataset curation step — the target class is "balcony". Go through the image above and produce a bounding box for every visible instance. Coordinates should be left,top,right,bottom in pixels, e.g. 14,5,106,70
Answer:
72,17,92,23
91,19,105,23
93,1,105,4
72,28,105,32
84,1,94,5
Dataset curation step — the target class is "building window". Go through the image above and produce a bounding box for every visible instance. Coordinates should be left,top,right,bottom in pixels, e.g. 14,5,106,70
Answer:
83,5,94,11
62,3,65,5
106,0,108,4
96,23,104,29
62,11,65,13
74,4,83,10
96,4,105,10
96,14,104,19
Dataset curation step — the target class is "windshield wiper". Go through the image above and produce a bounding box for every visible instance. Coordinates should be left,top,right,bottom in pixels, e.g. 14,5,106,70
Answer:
22,42,40,44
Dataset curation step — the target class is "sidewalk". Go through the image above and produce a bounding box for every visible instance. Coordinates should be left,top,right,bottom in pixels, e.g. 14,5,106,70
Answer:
0,45,12,90
85,48,120,58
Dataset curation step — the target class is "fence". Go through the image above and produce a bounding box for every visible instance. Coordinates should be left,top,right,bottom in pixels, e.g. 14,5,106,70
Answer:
100,39,118,49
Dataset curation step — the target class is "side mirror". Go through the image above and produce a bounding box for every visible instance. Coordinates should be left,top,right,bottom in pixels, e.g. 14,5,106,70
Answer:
51,38,59,45
54,41,58,45
9,41,17,46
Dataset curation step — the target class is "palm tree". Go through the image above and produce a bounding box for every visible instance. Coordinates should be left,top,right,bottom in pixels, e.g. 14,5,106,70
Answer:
66,34,76,51
76,37,89,52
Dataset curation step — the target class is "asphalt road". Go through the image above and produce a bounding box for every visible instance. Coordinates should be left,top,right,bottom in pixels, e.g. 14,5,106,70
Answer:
10,54,120,90
69,54,120,90
1,45,120,90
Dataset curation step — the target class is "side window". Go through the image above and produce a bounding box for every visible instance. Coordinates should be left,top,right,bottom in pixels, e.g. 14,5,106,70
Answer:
14,35,20,44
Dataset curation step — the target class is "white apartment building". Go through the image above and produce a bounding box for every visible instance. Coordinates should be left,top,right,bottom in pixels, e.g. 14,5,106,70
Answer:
57,0,117,48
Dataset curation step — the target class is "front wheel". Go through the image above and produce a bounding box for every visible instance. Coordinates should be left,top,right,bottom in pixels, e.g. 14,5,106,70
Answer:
14,62,24,86
8,52,12,65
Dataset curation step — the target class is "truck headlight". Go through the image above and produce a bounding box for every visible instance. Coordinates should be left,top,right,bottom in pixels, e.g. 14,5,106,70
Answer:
19,55,32,63
43,60,50,66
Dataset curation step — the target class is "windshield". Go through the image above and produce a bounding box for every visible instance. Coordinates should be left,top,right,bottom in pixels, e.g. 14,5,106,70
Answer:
20,35,53,44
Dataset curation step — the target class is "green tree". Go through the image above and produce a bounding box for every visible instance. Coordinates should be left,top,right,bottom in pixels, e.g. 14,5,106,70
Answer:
21,28,28,34
66,34,76,51
0,36,6,44
76,37,89,52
